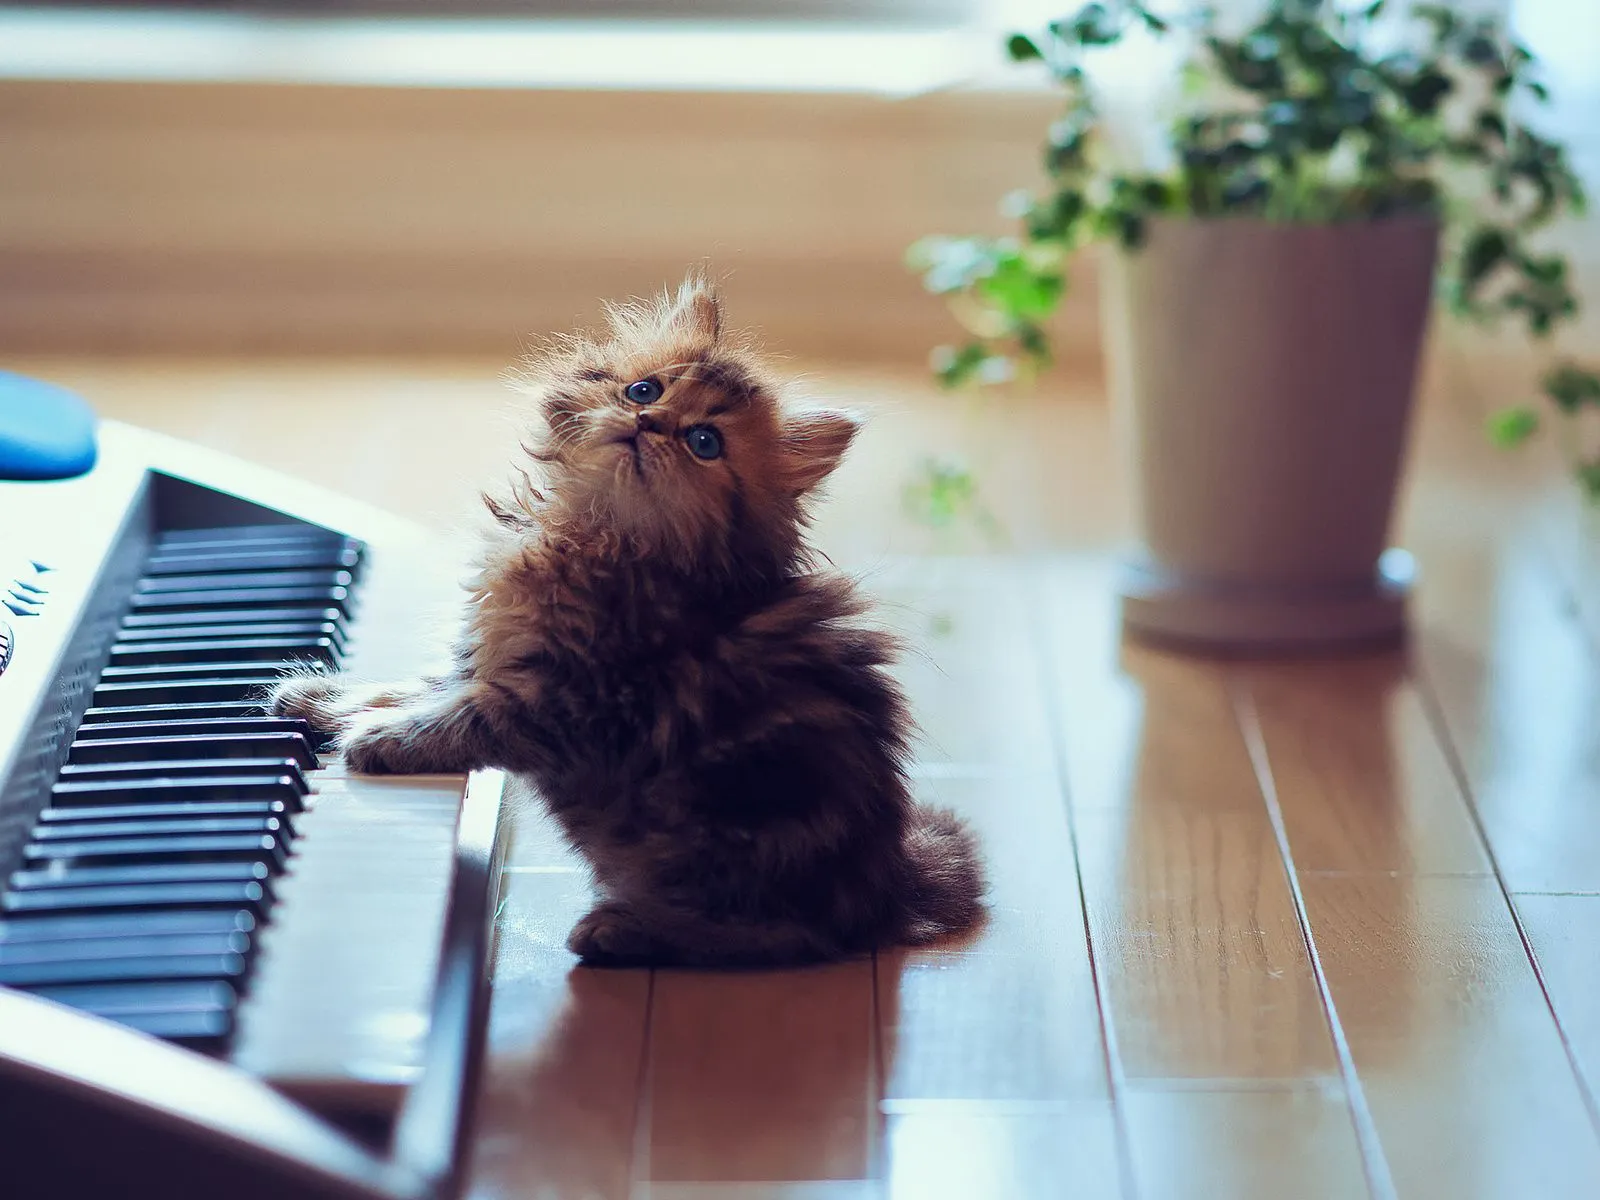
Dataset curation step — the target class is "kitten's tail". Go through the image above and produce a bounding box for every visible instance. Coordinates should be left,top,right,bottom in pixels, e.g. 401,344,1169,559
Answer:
899,805,987,946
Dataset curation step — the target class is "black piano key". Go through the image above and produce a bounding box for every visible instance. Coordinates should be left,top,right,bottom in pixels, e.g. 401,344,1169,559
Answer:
29,816,291,843
99,661,294,684
143,544,363,577
122,605,346,631
79,702,271,725
0,909,256,942
119,1008,235,1045
128,584,352,614
58,758,310,791
9,861,273,891
0,929,250,965
156,523,351,547
21,834,290,872
2,880,271,916
68,732,316,769
51,776,306,812
38,801,290,825
0,952,249,988
72,717,320,748
115,621,348,649
90,677,280,707
137,568,354,594
108,637,340,668
27,977,236,1015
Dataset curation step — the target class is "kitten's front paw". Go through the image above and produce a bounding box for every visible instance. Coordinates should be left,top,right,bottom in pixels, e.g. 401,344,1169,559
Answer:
339,710,476,776
567,903,662,967
267,675,343,728
339,715,416,775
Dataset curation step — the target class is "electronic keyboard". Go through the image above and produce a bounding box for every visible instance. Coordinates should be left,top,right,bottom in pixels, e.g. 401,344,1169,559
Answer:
0,418,511,1200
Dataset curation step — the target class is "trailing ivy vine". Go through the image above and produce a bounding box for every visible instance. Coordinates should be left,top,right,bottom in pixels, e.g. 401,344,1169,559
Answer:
908,0,1600,507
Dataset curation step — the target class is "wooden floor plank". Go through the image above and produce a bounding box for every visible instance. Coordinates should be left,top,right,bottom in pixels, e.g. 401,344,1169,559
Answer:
1038,560,1368,1199
1512,895,1600,1125
468,870,652,1200
884,1105,1122,1200
1044,629,1342,1081
1240,658,1491,877
1303,875,1600,1198
873,563,1059,774
877,773,1107,1104
1122,1089,1370,1200
1415,548,1600,894
642,963,878,1186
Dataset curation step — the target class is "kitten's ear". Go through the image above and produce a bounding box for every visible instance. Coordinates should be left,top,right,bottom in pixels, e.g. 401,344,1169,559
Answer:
669,277,722,342
782,409,861,495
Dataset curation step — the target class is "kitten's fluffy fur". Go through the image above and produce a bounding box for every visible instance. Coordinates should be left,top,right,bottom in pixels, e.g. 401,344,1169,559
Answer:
270,277,986,967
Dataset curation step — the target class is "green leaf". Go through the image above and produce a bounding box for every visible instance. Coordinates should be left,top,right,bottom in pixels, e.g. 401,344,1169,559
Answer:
976,250,1064,319
1026,189,1087,239
903,456,981,527
1400,67,1454,115
1058,3,1121,47
1138,8,1170,34
1462,35,1499,68
1207,35,1286,92
1541,363,1600,413
1578,460,1600,506
930,343,990,388
1007,33,1044,62
1361,0,1386,18
1475,110,1507,142
1528,80,1550,102
1413,4,1458,39
1486,406,1539,447
1459,227,1510,292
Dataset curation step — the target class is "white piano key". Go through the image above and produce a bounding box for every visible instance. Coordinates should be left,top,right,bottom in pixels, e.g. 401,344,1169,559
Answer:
229,770,467,1117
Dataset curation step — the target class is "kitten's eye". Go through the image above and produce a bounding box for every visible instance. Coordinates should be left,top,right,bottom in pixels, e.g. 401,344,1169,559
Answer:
626,379,662,405
685,426,723,460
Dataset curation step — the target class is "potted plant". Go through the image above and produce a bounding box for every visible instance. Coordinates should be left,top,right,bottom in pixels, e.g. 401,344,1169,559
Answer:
908,0,1598,652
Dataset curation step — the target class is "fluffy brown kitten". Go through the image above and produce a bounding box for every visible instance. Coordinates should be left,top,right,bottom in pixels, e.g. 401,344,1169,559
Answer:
270,277,986,967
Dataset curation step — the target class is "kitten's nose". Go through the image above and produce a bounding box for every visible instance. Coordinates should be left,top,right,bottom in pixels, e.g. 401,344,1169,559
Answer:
636,410,666,435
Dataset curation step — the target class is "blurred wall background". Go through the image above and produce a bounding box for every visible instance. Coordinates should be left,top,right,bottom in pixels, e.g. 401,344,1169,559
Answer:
0,1,1592,368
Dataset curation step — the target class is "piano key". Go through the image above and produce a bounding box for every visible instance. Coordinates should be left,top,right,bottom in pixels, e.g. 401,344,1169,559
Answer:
9,861,273,890
69,735,315,767
108,637,340,667
21,834,290,872
121,1009,236,1045
37,802,291,827
72,716,320,747
0,952,249,988
129,585,352,614
143,544,364,577
67,739,313,774
79,701,271,725
27,977,236,1015
121,605,346,630
60,754,309,782
90,677,281,707
114,621,347,648
29,816,291,843
155,523,353,548
0,929,250,965
2,880,271,916
100,661,298,683
137,569,355,595
0,909,257,942
51,776,306,812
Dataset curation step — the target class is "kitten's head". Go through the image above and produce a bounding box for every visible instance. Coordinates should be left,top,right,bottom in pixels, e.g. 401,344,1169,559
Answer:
507,277,859,575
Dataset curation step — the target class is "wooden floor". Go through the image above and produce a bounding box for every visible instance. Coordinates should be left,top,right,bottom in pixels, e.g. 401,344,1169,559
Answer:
10,338,1599,1199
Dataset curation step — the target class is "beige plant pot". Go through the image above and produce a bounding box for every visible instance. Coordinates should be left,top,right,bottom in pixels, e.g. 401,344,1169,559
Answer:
1100,215,1439,653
